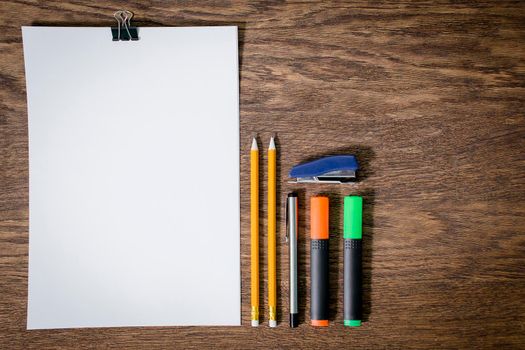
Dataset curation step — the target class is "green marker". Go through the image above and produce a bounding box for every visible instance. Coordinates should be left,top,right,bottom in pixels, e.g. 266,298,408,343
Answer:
343,196,362,327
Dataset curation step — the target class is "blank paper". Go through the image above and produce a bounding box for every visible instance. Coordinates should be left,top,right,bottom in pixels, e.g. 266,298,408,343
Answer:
22,26,240,329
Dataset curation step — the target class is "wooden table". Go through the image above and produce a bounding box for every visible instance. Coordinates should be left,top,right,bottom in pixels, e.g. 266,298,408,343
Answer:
1,1,524,349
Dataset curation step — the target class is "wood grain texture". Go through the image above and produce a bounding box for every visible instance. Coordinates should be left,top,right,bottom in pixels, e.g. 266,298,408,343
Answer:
1,0,524,349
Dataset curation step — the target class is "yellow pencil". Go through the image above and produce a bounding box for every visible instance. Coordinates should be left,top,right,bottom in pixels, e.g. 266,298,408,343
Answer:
250,138,259,327
268,136,277,328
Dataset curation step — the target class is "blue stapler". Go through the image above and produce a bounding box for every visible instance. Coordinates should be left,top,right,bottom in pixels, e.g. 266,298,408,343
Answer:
289,155,359,183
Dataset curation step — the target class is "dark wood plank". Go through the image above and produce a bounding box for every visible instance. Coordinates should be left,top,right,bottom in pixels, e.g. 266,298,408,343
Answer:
1,1,524,349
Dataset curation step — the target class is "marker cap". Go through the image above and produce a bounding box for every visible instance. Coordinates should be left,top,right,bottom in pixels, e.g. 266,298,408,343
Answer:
311,319,329,327
344,196,362,239
311,196,329,239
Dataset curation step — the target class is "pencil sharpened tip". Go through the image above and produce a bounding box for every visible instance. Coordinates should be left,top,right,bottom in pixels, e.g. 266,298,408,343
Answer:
269,137,276,150
251,138,258,151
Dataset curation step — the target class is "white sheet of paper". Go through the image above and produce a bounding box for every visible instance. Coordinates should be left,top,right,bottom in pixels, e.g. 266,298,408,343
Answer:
23,26,240,329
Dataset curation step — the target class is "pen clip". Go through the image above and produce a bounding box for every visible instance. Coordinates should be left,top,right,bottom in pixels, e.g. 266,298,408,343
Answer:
285,197,289,244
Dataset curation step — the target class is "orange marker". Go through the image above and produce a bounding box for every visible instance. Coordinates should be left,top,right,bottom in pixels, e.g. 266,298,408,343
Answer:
310,196,329,327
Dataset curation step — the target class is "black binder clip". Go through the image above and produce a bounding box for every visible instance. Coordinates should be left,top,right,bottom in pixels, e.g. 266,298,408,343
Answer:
111,10,139,41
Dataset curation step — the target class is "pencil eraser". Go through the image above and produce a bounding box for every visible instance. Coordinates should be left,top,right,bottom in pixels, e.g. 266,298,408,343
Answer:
251,320,259,327
269,320,277,328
